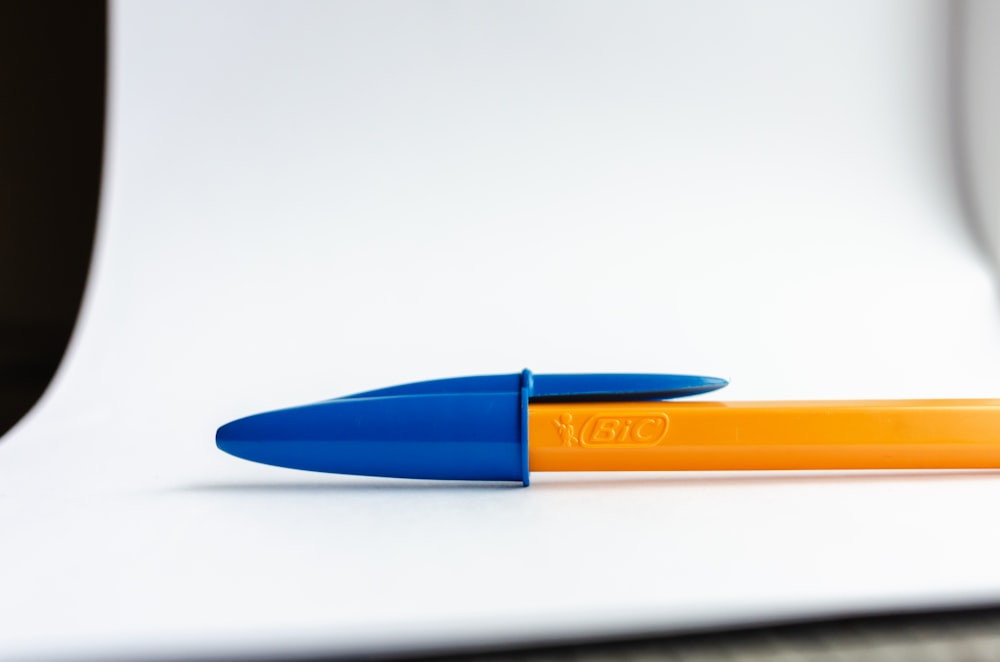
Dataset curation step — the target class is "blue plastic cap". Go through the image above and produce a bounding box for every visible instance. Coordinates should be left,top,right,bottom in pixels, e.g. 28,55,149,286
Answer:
216,370,727,485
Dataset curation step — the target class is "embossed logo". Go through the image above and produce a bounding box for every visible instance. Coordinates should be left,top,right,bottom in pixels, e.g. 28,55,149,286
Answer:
554,412,669,447
553,413,580,446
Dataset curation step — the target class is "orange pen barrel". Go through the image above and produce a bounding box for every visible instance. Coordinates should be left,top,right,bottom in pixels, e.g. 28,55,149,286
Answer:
528,400,1000,472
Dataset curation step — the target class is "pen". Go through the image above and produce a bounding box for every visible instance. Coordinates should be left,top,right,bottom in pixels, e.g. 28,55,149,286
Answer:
216,370,1000,485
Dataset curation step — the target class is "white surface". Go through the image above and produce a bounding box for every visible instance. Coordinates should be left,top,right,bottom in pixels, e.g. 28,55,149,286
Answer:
4,0,1000,659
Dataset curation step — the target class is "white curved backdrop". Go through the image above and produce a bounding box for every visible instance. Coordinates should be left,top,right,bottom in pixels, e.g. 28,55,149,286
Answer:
3,1,1000,658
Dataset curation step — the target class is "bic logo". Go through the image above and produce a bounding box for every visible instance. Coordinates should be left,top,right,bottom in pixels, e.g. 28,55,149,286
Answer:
553,411,669,448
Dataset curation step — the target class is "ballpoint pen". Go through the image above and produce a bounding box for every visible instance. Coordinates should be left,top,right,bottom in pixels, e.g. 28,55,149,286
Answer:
216,370,1000,485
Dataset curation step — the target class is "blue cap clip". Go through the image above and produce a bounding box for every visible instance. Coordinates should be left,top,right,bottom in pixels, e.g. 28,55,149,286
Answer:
216,371,728,485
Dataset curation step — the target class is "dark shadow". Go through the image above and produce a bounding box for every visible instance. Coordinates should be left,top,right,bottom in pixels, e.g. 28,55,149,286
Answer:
171,480,524,496
533,468,1000,489
0,1,106,438
172,468,1000,496
331,605,1000,662
947,0,993,267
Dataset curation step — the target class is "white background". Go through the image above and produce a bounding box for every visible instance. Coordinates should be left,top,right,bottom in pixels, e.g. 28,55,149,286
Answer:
4,1,1000,659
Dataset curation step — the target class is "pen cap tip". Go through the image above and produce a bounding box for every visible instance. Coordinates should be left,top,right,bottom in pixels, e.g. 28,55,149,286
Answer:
216,387,530,483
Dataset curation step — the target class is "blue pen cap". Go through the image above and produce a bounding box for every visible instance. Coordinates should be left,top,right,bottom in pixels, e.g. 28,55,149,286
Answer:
216,370,727,485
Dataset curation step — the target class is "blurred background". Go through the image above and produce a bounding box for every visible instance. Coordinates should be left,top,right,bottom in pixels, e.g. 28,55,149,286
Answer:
7,1,1000,660
0,2,103,437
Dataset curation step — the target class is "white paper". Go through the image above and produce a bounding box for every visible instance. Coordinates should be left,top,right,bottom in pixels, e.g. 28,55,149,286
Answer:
4,1,1000,659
